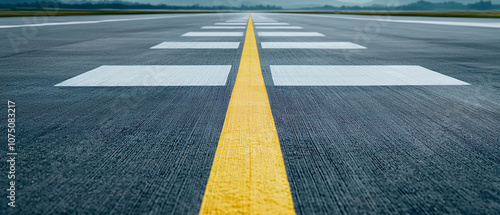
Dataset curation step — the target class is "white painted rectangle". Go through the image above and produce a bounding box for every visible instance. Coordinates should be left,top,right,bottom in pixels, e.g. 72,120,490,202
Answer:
270,65,470,86
258,32,325,37
252,20,278,23
55,65,232,86
256,26,303,29
261,42,366,49
182,32,244,37
254,23,289,25
215,23,247,25
201,26,246,29
151,42,240,49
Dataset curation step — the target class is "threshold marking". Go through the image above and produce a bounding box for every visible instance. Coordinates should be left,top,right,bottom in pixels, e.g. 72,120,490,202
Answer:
151,42,240,49
252,20,278,23
226,20,248,22
258,32,325,37
201,26,246,29
215,23,247,25
271,65,470,86
55,65,231,86
261,42,366,49
199,15,296,215
256,26,303,29
254,22,289,25
182,32,244,37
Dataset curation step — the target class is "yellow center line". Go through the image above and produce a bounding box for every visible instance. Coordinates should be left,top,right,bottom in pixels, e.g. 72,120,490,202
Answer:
199,14,296,214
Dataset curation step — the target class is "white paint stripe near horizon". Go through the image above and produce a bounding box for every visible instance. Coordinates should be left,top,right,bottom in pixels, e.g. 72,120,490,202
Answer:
215,23,247,25
258,32,325,37
254,22,289,25
55,65,232,86
151,42,240,49
182,32,244,37
225,20,248,22
0,14,205,29
256,26,303,29
261,42,366,49
252,20,278,22
288,14,500,29
271,65,470,86
202,26,246,29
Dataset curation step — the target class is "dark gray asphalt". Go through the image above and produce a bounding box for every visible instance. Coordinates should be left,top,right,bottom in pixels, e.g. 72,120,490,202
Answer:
1,13,246,214
258,13,500,214
1,12,500,214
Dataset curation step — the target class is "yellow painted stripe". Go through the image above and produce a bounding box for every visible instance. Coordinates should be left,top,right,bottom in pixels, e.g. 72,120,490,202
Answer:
199,15,296,215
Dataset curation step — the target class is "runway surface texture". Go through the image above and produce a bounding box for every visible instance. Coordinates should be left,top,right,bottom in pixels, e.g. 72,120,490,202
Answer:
1,12,499,214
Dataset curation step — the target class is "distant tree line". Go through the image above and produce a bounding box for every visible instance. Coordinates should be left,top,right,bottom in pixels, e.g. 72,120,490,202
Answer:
0,1,283,10
0,0,498,10
309,1,499,11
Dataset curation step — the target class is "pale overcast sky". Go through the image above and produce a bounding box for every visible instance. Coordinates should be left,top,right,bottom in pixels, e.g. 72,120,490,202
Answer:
5,0,497,7
118,0,499,7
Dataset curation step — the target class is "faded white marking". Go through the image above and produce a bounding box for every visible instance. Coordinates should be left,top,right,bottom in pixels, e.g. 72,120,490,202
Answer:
215,23,247,25
0,14,205,29
226,20,248,22
182,32,244,37
201,26,246,29
254,23,290,25
289,14,500,29
252,19,278,23
261,42,366,49
256,26,303,29
151,42,240,49
55,65,232,86
271,65,470,86
258,32,325,37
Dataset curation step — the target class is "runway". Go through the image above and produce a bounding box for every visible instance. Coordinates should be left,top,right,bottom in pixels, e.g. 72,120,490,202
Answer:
1,12,499,214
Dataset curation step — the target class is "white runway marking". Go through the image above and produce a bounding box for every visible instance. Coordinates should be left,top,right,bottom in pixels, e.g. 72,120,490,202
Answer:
252,19,278,22
0,14,205,29
55,65,232,86
261,42,366,49
258,32,325,37
270,65,470,86
182,32,244,37
151,42,240,49
201,26,246,29
254,23,290,25
291,14,500,29
215,23,247,25
256,26,303,29
226,20,248,22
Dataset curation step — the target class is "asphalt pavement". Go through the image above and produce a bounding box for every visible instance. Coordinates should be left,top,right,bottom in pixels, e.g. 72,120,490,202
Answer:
1,12,499,214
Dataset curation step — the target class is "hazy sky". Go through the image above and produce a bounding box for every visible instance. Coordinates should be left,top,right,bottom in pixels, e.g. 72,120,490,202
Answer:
115,0,499,7
5,0,498,7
